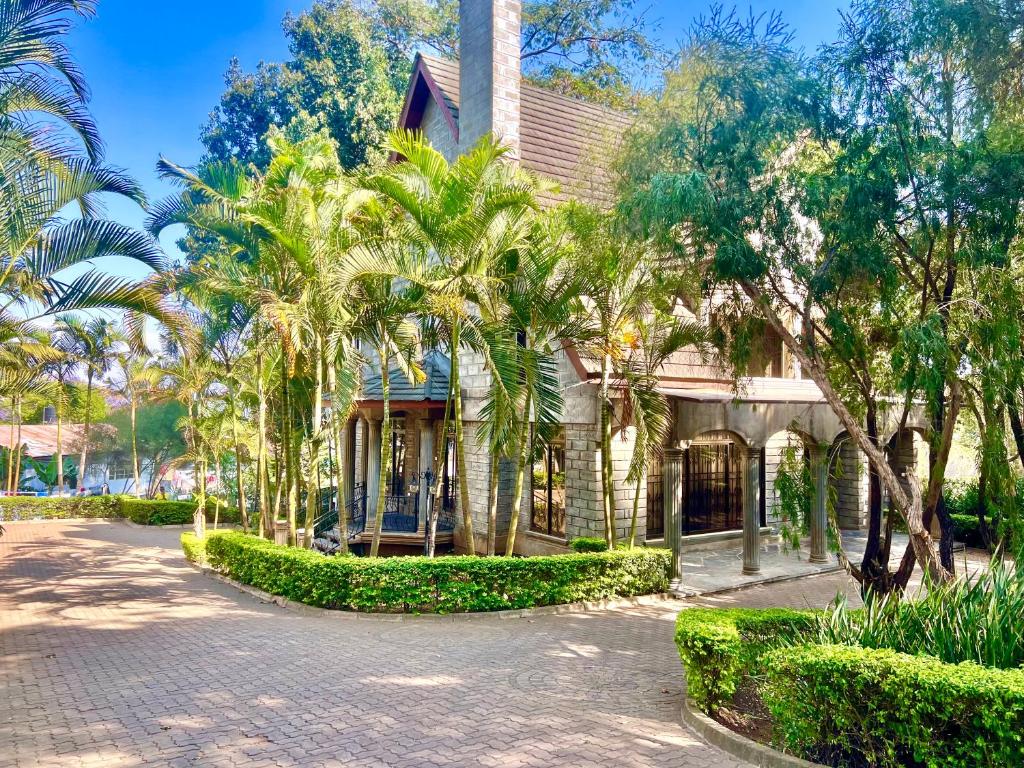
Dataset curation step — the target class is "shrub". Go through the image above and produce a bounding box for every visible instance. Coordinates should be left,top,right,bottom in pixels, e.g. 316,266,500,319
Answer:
819,556,1024,669
0,495,120,520
762,643,1024,768
183,531,671,614
0,495,240,525
181,531,207,565
122,498,241,526
570,536,608,552
674,607,817,712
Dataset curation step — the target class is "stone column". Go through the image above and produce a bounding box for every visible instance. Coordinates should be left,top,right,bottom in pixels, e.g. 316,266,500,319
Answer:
741,446,762,575
365,418,382,524
343,419,357,506
663,448,685,582
809,444,830,563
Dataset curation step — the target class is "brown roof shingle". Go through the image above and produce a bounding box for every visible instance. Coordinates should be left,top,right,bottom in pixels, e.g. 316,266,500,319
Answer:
411,55,631,207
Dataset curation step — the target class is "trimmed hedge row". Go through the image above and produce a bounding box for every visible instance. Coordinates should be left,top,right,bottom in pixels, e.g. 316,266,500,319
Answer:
763,643,1024,768
674,607,817,712
183,531,671,614
0,495,240,525
0,495,120,519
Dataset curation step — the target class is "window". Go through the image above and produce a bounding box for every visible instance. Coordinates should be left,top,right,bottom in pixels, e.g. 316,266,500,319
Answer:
388,418,406,496
646,454,664,538
531,428,566,538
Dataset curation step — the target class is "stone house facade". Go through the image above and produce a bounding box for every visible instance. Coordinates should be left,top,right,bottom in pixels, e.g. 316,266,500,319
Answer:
337,0,927,571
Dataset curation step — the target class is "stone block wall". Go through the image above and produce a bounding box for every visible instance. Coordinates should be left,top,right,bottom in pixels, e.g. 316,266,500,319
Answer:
834,440,869,529
763,431,805,527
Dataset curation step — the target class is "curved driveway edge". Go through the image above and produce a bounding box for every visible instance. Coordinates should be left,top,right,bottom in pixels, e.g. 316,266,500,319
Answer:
679,700,825,768
196,564,681,621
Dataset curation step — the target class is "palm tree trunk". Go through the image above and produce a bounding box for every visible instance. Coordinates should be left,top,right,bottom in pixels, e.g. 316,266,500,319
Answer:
628,471,644,548
79,373,94,486
6,397,15,493
256,345,272,538
213,455,222,529
328,363,348,554
429,382,454,558
369,356,391,557
505,391,532,557
486,451,500,556
600,354,615,549
230,407,248,531
12,398,22,492
282,363,298,546
56,393,64,496
451,326,476,553
130,393,142,497
303,344,324,549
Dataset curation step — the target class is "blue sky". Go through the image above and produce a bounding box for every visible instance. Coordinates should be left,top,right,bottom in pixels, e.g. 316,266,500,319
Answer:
67,0,846,280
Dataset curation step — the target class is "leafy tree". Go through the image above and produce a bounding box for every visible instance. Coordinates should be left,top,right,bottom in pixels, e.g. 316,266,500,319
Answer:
621,0,1024,589
105,401,186,497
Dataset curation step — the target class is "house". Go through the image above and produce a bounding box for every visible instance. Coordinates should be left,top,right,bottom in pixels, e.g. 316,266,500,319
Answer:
332,0,928,571
0,421,158,496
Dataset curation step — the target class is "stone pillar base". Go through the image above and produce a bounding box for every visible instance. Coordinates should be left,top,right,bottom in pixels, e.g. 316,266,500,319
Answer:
273,520,290,546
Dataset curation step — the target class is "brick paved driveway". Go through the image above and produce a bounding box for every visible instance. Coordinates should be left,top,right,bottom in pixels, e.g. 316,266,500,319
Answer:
0,521,752,768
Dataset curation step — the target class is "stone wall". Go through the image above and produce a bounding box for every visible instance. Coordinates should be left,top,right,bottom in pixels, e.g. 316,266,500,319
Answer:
834,440,868,530
763,431,804,528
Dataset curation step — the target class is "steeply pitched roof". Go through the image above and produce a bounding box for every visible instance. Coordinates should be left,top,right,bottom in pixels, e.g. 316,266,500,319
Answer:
400,54,631,207
360,349,451,404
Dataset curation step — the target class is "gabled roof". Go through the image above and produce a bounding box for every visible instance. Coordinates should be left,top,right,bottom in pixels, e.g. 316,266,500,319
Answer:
399,54,632,207
361,349,451,404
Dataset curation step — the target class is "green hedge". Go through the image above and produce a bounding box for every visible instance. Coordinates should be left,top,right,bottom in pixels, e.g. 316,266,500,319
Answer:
674,607,817,712
763,643,1024,768
0,495,239,525
183,531,671,614
570,536,609,552
0,495,120,519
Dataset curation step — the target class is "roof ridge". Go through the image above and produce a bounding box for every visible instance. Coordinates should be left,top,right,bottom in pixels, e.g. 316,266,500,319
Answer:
414,52,631,120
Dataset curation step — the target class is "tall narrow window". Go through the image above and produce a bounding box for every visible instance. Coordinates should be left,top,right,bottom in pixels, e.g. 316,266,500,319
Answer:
530,428,566,538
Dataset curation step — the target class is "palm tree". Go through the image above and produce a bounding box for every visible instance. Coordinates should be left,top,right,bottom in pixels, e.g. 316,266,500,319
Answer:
348,273,423,557
499,213,581,555
566,205,668,549
620,309,707,546
55,316,122,488
112,347,160,497
352,130,538,553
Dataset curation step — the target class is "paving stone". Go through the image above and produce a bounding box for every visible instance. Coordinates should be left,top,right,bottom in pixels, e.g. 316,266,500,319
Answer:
0,520,768,767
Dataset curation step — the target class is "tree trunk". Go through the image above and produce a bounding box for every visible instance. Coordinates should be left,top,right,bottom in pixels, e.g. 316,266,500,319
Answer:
369,356,391,558
628,470,644,548
130,394,142,497
6,397,15,492
56,393,64,496
451,326,476,553
486,451,500,556
741,280,950,584
505,390,532,557
256,345,272,538
79,374,94,486
1008,395,1024,473
429,382,454,558
328,363,348,554
600,354,616,549
303,344,324,550
12,398,22,492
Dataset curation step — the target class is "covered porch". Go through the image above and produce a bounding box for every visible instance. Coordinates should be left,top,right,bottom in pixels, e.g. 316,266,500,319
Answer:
317,351,459,555
655,378,925,582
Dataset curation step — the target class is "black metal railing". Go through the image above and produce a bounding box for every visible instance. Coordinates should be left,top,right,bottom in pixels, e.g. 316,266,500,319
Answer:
382,494,418,532
347,489,367,537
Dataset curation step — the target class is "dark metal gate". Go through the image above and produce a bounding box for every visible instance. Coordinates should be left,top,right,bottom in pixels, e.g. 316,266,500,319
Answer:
683,443,743,535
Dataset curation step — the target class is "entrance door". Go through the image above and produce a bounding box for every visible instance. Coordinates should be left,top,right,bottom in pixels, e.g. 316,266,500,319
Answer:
684,443,742,534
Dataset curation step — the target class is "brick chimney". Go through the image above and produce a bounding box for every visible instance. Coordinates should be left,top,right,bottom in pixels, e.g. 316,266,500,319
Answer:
459,0,521,158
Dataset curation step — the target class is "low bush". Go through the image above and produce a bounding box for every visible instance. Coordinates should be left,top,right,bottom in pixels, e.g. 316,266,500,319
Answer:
570,536,608,552
183,531,671,614
0,495,241,525
0,495,120,520
674,607,817,712
762,643,1024,768
122,498,241,526
820,556,1024,669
